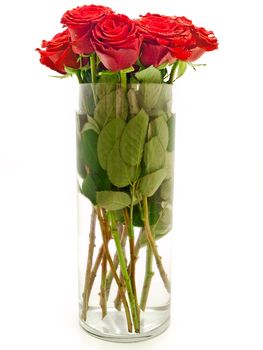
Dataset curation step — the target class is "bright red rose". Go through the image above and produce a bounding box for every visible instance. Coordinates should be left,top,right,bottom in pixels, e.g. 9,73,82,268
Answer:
36,30,79,74
136,13,218,66
91,14,141,72
186,26,218,61
61,5,113,55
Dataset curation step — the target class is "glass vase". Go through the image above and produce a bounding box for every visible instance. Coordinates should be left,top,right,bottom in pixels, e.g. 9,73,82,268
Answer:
76,82,175,342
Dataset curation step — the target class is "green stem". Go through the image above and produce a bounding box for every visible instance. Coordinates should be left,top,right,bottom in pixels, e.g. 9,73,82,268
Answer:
97,208,133,333
124,203,140,329
114,234,127,311
110,212,140,333
114,228,144,311
129,185,135,239
106,224,127,300
140,244,154,311
90,53,97,83
142,196,171,293
90,53,98,105
168,60,179,84
120,72,127,92
76,70,83,84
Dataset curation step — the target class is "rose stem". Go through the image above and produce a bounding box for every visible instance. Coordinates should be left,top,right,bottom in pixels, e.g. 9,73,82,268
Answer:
82,244,104,321
168,60,179,84
114,272,124,311
140,244,154,311
134,227,144,257
124,207,140,329
90,53,97,83
99,250,107,319
106,224,127,300
89,53,98,106
81,207,97,321
99,211,110,319
120,72,127,92
114,234,127,311
109,211,140,333
142,196,171,293
96,207,133,333
114,228,144,310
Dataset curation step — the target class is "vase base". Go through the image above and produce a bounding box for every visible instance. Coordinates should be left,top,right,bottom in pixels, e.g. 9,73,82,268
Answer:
79,306,170,343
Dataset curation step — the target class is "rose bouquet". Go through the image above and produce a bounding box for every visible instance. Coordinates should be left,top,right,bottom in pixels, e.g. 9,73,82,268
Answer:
37,4,218,341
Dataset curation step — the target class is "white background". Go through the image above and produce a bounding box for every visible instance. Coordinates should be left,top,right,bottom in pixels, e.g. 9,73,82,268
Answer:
0,1,263,349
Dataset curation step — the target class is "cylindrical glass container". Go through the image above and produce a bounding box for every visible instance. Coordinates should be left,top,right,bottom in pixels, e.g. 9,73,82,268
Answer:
76,82,175,342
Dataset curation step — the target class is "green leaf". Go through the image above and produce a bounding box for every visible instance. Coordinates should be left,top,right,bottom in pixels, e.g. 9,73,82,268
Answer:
94,90,116,128
80,130,101,173
153,205,173,239
157,62,168,70
164,151,174,180
120,109,149,166
76,139,87,179
94,170,111,191
135,66,162,83
97,118,126,169
160,179,173,202
154,84,172,112
96,191,131,210
116,88,128,120
149,109,169,121
79,85,95,116
176,61,187,80
96,74,119,99
49,73,71,79
107,141,137,187
138,203,173,246
135,91,143,109
81,175,97,204
187,62,207,71
143,136,165,173
127,88,140,116
76,113,88,134
148,116,169,149
140,84,163,112
81,117,100,134
81,122,98,134
167,115,176,151
139,169,166,197
64,65,80,75
133,201,160,227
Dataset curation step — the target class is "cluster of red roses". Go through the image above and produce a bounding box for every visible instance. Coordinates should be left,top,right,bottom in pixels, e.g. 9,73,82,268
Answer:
37,4,218,74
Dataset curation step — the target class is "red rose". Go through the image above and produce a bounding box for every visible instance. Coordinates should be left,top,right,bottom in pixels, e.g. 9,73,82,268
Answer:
91,14,141,71
61,5,113,55
186,26,218,61
136,13,218,66
36,30,79,74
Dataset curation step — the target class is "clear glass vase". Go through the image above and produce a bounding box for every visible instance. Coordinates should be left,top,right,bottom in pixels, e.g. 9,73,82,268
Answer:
76,82,175,342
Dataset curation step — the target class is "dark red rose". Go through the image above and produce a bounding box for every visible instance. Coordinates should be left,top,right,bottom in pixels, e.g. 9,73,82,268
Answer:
36,30,79,74
91,14,141,71
61,5,113,55
136,13,218,66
